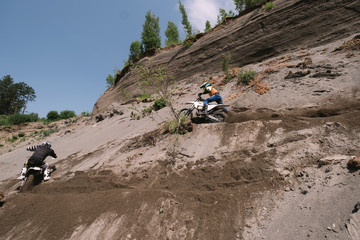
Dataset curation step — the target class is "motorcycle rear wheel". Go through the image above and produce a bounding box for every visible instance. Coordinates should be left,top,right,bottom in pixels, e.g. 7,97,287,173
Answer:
21,174,35,192
210,112,226,123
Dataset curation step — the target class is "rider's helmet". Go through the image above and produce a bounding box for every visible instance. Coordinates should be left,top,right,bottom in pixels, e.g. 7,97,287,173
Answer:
200,82,211,89
42,141,51,148
200,82,211,93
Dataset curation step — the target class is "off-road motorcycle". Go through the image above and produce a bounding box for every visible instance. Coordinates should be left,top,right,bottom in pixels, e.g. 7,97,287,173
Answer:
17,165,56,192
178,97,229,123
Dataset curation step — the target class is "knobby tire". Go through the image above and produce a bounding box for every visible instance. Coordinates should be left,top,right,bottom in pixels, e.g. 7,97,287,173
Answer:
179,108,193,120
21,174,34,192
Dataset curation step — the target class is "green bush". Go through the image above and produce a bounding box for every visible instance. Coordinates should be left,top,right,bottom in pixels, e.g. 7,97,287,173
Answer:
0,119,7,125
182,39,193,49
237,69,256,85
164,115,189,135
41,130,50,137
153,98,167,111
130,111,140,120
18,132,25,137
81,111,91,117
222,53,232,72
264,1,275,11
60,110,76,120
0,115,8,125
165,119,179,134
142,107,153,117
8,135,17,143
138,94,153,101
29,113,39,122
47,110,60,120
8,113,39,125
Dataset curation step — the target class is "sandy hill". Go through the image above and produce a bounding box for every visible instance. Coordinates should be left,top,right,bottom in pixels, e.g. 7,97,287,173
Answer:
1,0,360,239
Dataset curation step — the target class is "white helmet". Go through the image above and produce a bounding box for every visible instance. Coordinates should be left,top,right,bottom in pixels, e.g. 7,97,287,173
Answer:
42,141,51,148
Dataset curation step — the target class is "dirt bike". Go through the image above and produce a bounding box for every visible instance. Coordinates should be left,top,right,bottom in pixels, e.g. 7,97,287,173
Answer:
178,96,229,123
17,165,56,192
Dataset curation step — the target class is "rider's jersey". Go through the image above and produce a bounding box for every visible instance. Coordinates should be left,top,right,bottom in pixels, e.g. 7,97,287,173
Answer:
26,145,57,166
204,86,218,96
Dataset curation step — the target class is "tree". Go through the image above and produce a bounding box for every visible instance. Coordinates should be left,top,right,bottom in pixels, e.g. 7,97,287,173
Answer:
129,40,143,63
105,67,120,88
165,21,180,46
233,0,247,12
0,75,36,115
217,8,227,25
141,10,161,52
178,0,192,37
0,75,14,114
136,65,178,120
233,0,265,12
217,8,236,25
15,82,36,114
106,74,115,88
205,20,211,32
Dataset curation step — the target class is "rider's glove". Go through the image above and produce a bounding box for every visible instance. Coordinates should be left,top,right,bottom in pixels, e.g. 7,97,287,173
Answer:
197,93,202,98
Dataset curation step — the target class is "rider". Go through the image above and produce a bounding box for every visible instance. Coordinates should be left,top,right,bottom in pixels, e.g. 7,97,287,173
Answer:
17,141,57,181
198,82,226,114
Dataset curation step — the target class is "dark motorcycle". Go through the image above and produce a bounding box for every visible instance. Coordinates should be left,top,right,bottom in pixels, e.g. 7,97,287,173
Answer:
18,165,56,192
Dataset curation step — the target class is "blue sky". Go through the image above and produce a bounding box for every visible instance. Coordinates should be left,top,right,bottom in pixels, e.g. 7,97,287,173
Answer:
0,0,235,117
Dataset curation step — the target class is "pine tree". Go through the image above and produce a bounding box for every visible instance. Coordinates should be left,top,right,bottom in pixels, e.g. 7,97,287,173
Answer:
205,20,211,33
129,40,143,62
233,0,247,12
141,10,161,52
178,0,192,37
165,21,180,46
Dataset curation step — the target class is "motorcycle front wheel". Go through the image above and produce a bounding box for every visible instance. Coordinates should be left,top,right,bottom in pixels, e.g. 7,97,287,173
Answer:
178,108,193,120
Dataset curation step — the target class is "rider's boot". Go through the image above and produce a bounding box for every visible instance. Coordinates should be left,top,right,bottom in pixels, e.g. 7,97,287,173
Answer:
17,167,27,180
43,168,51,181
202,104,208,115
